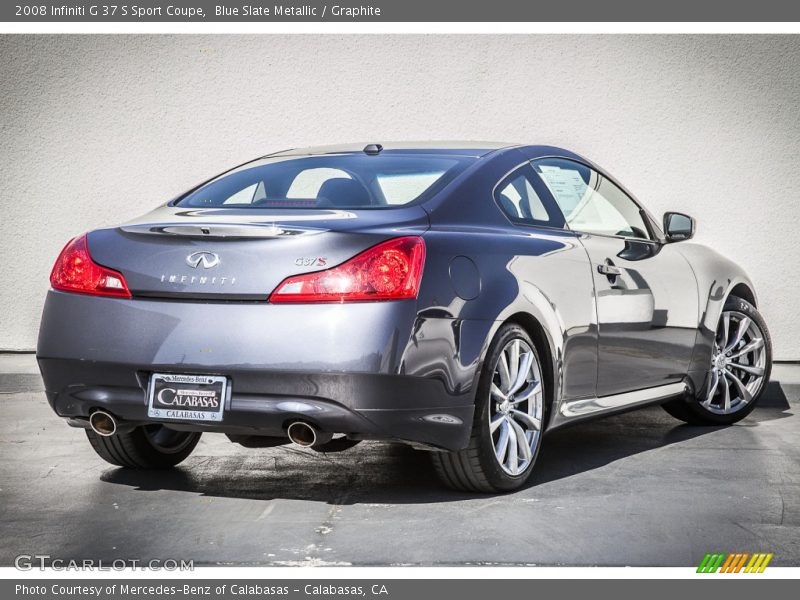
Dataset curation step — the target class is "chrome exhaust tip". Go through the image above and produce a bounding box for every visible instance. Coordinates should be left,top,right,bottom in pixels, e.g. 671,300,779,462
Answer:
286,421,333,448
89,410,117,437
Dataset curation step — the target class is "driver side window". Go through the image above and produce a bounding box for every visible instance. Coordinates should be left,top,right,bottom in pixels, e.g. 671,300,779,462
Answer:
532,158,651,240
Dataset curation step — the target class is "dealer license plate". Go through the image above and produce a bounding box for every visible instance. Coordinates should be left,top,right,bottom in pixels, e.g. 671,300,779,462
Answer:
147,373,227,422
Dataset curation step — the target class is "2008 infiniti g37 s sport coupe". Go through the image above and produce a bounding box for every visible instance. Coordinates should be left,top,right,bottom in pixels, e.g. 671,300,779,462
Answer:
37,142,772,492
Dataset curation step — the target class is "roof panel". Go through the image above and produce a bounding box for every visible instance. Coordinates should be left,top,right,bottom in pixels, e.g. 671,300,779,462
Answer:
266,141,518,158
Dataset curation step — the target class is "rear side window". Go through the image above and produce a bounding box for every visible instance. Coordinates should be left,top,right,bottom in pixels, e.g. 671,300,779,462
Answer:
532,158,651,240
177,154,473,209
494,166,565,229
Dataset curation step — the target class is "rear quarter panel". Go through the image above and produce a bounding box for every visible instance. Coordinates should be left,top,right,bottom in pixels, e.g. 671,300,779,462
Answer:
414,149,599,425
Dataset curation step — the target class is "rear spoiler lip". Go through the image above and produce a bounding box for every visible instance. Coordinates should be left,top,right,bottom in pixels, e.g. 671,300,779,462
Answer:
118,222,328,240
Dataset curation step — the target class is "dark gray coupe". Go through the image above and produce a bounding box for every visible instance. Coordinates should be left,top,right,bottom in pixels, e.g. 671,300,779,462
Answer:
37,142,772,492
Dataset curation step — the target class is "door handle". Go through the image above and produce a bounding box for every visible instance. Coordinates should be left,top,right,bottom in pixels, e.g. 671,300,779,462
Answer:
597,263,622,276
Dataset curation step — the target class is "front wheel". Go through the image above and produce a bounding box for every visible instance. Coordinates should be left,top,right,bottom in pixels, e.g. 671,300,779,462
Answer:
432,324,545,493
86,424,201,469
662,295,772,425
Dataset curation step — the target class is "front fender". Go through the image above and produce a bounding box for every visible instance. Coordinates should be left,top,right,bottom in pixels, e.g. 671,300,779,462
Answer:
673,243,758,388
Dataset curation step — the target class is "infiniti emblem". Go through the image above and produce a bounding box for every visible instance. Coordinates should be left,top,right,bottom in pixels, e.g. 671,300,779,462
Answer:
186,251,220,269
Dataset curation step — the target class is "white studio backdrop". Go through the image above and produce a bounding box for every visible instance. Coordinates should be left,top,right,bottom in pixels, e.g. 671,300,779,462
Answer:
1,34,798,358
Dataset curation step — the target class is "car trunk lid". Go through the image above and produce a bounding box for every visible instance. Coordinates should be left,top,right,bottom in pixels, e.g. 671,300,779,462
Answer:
86,205,429,300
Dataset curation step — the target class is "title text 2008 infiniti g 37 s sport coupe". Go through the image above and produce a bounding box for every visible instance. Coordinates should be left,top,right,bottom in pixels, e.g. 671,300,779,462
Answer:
37,142,772,492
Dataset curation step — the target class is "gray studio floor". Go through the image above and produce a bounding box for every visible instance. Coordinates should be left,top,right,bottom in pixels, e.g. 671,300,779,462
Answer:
1,354,798,567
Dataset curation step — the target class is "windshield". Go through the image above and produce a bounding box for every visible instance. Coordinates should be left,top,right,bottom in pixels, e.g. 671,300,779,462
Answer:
176,153,475,209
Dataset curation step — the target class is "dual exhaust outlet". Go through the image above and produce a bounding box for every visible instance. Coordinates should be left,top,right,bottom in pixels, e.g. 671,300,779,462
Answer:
89,410,332,449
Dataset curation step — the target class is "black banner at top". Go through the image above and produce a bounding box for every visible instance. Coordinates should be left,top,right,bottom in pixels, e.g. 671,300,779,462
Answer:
4,0,800,22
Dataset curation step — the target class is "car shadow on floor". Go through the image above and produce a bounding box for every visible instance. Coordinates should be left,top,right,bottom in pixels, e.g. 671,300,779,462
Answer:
534,381,792,486
100,383,794,505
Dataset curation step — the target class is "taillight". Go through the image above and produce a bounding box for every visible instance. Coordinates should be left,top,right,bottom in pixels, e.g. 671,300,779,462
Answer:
270,236,426,303
50,234,131,298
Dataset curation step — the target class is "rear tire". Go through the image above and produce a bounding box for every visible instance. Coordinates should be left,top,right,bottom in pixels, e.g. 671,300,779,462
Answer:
662,295,771,425
85,425,201,469
432,324,546,493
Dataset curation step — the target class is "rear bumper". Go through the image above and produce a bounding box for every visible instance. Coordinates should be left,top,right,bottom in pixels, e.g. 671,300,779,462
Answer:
37,291,485,450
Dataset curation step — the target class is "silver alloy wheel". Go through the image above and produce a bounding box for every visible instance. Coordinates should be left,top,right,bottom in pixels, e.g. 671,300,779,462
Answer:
704,310,767,415
488,338,543,476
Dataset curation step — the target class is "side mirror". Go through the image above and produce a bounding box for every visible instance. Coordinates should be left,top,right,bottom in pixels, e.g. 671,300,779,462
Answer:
663,212,695,242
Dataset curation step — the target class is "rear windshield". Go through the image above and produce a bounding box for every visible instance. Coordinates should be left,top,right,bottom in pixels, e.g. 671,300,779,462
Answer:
176,154,475,209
